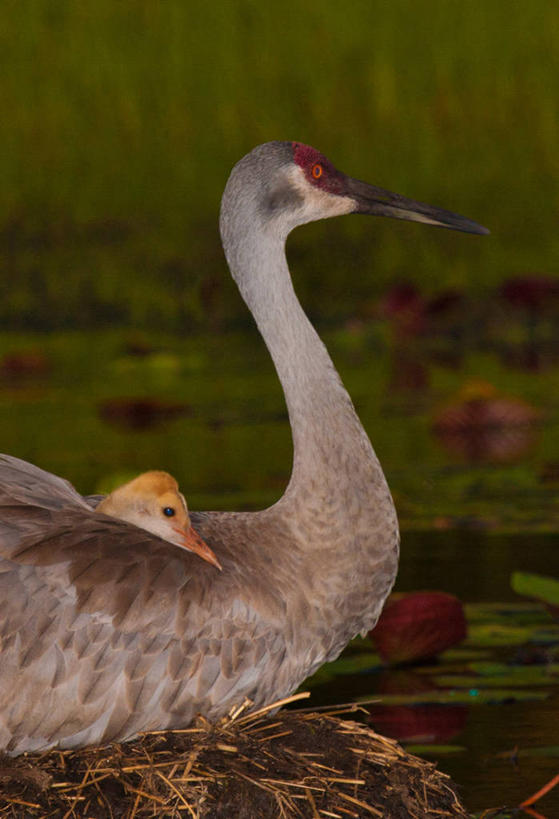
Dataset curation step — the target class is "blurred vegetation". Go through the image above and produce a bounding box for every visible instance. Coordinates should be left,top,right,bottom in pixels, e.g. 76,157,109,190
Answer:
1,0,558,329
2,323,559,534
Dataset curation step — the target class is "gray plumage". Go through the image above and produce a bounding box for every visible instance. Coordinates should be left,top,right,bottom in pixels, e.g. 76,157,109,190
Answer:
0,141,487,754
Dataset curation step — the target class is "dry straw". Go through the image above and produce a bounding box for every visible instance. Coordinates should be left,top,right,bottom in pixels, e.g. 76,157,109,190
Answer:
0,694,468,818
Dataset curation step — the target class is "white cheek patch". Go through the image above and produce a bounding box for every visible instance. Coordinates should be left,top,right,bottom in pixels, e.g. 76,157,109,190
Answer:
287,166,354,222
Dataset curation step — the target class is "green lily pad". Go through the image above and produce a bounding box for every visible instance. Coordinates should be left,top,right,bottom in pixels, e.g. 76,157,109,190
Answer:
304,651,381,687
470,661,559,677
327,652,382,675
512,572,559,612
429,663,559,689
511,572,559,620
466,623,541,646
465,601,549,622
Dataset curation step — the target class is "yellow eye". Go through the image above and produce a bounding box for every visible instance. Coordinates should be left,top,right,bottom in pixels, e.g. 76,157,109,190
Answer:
312,163,323,179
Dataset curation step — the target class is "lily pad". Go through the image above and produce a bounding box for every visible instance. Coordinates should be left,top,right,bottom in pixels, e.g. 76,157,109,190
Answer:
470,661,559,678
466,622,541,646
305,652,381,687
512,571,559,621
432,672,558,688
329,652,382,674
465,601,549,621
370,592,467,664
512,572,559,605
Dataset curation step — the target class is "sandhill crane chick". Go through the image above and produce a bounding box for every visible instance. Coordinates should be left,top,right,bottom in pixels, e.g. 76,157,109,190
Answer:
97,471,221,569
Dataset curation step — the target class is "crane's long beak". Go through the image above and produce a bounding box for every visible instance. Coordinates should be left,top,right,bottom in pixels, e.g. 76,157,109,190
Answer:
173,525,223,570
346,177,489,236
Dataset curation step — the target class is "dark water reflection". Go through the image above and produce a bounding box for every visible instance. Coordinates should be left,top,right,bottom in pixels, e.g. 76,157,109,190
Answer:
386,531,559,812
442,692,559,813
398,530,558,602
304,530,559,812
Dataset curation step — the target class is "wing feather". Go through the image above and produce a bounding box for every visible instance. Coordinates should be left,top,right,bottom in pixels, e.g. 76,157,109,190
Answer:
0,456,294,753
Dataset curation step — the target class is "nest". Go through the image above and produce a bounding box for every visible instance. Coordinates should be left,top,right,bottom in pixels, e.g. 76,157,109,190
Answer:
0,695,468,818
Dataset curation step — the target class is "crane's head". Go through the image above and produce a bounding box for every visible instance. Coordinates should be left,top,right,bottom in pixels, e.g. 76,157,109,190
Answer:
291,141,488,234
221,141,488,241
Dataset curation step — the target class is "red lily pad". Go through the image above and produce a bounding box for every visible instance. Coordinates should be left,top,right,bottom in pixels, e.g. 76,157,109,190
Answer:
368,703,468,744
370,592,467,665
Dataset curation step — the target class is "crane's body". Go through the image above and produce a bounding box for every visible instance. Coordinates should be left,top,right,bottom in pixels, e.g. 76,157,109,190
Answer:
0,142,486,754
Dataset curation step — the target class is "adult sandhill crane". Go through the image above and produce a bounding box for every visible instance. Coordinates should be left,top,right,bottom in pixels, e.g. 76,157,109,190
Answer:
0,142,487,754
96,471,222,569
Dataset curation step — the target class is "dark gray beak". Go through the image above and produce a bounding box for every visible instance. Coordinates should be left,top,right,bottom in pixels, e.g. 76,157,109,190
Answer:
346,177,489,236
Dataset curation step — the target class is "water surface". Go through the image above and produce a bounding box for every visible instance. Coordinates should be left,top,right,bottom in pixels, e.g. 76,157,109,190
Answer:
310,530,559,814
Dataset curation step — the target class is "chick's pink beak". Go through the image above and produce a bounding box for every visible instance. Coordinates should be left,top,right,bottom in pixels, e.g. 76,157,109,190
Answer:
173,525,222,570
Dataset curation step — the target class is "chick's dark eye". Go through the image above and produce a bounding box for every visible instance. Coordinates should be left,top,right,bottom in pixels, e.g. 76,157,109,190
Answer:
312,163,323,179
163,507,175,517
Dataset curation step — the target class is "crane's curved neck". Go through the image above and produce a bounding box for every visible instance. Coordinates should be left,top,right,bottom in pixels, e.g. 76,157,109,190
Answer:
222,217,394,524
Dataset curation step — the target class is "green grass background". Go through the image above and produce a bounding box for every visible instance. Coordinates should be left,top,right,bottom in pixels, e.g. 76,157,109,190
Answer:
1,0,558,328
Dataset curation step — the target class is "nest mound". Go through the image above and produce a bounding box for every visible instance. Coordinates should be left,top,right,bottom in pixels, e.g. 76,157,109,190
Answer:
0,697,468,818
